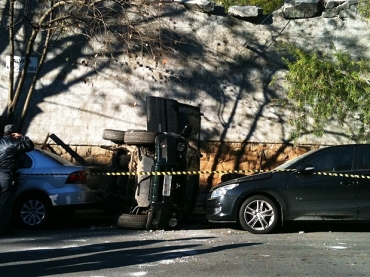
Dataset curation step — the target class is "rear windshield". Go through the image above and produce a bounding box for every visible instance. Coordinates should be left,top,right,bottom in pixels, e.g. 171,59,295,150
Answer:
36,149,75,166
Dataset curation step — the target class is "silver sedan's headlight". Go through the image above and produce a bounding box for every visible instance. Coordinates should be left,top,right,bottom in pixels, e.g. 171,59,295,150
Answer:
210,183,239,199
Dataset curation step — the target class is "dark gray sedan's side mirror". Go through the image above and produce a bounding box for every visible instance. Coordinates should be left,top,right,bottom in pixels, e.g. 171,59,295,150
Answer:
296,164,315,174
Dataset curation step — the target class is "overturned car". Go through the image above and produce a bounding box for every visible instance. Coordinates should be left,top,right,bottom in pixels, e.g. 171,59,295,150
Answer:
101,97,202,230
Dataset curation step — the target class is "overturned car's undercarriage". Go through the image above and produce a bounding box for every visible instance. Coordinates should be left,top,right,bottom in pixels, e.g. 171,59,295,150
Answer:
100,97,202,230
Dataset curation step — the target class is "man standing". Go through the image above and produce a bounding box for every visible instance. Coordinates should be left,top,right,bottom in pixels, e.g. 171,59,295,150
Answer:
0,124,34,236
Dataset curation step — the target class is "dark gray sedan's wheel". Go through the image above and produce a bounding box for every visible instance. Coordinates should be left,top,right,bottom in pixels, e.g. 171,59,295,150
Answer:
116,213,147,229
102,129,125,144
124,131,156,145
15,193,52,229
239,195,279,234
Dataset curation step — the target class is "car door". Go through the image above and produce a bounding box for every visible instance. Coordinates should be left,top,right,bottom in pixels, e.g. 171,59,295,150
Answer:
16,152,35,194
356,145,370,219
287,146,357,220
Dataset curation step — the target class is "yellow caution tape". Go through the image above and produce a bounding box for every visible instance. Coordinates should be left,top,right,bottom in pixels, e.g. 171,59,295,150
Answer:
21,168,370,179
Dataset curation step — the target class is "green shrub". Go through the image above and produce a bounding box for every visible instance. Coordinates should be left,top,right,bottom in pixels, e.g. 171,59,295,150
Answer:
358,0,370,19
279,45,370,142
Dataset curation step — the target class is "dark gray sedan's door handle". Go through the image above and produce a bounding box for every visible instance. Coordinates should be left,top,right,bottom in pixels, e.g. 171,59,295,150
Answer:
340,180,354,186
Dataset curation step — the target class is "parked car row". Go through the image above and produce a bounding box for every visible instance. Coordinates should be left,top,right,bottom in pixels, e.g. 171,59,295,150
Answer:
12,144,370,234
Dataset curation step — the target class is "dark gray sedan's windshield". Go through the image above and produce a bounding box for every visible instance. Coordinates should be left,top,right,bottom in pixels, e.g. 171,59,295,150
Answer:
274,148,321,170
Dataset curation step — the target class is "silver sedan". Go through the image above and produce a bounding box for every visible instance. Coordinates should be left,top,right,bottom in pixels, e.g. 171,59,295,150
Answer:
14,148,101,229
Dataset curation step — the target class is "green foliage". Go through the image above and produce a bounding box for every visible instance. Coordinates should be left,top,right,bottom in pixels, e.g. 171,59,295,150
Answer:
280,46,370,142
358,0,370,19
216,0,284,14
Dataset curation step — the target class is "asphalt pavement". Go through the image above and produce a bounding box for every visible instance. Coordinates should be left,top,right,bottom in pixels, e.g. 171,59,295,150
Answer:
2,210,370,277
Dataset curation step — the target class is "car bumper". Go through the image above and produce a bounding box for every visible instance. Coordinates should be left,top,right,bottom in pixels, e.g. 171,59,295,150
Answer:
205,194,238,223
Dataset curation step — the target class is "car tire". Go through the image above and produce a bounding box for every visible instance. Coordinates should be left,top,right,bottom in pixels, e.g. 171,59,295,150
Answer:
124,131,156,145
15,193,52,229
102,129,126,144
145,209,154,230
238,195,279,234
116,213,147,229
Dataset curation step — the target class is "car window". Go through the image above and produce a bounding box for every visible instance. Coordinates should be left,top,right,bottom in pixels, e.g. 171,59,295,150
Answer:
274,148,321,170
303,147,355,172
358,146,370,170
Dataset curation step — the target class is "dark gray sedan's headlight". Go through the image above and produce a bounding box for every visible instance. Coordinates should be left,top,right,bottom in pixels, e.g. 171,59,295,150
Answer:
210,183,239,199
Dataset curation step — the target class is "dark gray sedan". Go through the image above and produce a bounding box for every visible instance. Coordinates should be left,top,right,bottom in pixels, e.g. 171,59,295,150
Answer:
206,144,370,234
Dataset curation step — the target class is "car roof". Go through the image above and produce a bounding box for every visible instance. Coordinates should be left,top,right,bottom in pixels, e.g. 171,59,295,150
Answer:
275,144,370,170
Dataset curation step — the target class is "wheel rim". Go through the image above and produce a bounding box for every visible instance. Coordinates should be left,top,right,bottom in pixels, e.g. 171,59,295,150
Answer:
20,199,46,226
243,199,275,231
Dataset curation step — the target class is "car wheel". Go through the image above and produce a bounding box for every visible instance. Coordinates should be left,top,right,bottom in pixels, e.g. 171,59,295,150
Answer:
145,209,154,230
116,213,147,229
102,129,126,144
238,195,279,234
15,193,52,229
124,131,156,145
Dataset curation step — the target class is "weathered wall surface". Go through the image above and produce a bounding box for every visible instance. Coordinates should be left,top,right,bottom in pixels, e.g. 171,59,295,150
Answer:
46,141,318,190
0,1,369,188
1,1,369,145
198,141,318,189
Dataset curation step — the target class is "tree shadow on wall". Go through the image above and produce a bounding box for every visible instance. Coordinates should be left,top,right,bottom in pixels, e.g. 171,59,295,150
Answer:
0,2,197,133
171,14,363,190
0,2,365,188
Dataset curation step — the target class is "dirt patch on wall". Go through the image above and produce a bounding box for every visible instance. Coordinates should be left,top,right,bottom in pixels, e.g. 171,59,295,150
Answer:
198,141,318,191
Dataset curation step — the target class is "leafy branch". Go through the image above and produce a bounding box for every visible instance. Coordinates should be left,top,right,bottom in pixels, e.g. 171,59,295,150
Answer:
279,45,370,142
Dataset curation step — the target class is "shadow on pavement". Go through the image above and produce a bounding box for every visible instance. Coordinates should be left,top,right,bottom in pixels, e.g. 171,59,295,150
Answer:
13,208,370,234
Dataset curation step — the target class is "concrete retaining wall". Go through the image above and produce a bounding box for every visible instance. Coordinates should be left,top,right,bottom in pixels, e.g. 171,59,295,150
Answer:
0,2,369,146
1,1,369,188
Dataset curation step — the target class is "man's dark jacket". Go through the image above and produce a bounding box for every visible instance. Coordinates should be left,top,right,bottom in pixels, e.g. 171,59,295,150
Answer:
0,135,34,172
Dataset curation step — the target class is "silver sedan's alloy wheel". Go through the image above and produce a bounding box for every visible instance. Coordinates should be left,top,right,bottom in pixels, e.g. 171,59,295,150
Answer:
20,199,46,226
239,195,278,234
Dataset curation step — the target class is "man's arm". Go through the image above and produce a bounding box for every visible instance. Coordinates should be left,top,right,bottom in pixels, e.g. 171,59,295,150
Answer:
13,133,34,152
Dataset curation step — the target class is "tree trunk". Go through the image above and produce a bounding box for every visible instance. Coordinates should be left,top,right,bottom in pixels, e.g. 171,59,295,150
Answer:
7,0,15,123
